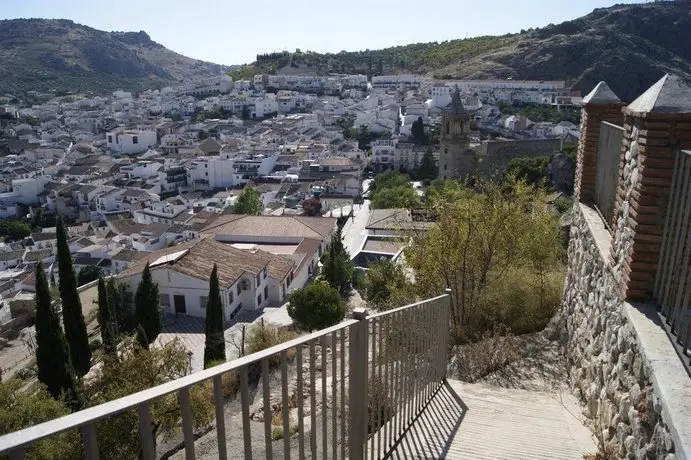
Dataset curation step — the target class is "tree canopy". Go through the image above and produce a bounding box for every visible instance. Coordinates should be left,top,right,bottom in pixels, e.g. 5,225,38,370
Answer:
97,276,116,355
0,220,31,242
302,198,322,216
0,380,80,460
410,116,425,144
369,171,420,209
56,217,91,378
34,262,80,407
86,338,213,458
362,259,415,310
320,227,353,295
76,264,103,286
233,186,263,215
134,262,161,345
406,179,565,343
505,156,550,187
288,281,345,331
203,264,226,367
416,148,438,181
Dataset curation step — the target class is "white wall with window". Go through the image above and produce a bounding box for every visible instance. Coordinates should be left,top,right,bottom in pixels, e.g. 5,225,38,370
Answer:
106,129,157,155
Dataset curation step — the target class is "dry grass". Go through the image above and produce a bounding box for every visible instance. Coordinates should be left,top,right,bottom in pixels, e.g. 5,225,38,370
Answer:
246,322,298,369
451,329,521,382
271,425,299,440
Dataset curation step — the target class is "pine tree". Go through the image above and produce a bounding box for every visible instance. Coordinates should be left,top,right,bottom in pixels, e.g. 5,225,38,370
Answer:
97,276,116,355
56,217,91,377
34,262,80,406
203,265,226,367
135,262,161,344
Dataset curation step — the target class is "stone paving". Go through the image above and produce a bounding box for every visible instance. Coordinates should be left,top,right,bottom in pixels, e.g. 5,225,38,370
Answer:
386,379,596,460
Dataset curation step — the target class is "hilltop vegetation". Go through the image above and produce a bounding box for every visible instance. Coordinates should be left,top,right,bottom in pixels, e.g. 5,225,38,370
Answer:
229,35,515,80
232,1,691,101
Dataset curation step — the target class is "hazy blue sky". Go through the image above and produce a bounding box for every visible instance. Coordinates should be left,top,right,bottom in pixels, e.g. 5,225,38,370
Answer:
3,0,641,65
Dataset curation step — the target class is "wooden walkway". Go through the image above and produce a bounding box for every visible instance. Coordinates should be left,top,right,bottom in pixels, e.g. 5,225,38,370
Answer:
384,379,597,460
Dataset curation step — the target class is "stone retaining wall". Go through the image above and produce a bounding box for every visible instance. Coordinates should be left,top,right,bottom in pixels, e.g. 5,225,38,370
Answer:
560,203,678,460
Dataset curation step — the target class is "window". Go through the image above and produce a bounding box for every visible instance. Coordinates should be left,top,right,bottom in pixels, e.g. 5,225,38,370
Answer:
107,135,112,143
237,283,242,295
264,285,268,299
263,268,267,279
444,148,448,154
257,294,262,305
159,294,170,307
132,136,139,144
444,164,448,170
256,274,260,285
200,296,208,308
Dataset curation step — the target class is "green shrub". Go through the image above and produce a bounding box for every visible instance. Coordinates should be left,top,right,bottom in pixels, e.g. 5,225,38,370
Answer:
505,156,550,186
287,281,346,331
363,260,415,310
553,196,573,214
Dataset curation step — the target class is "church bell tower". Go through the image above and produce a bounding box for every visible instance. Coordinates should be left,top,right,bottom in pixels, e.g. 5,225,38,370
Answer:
438,90,472,180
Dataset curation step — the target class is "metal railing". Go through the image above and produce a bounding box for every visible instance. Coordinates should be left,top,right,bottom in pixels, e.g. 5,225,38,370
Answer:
594,121,624,229
654,149,691,365
0,294,450,460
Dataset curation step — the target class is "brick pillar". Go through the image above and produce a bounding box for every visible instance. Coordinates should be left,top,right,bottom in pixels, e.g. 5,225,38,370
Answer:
574,82,624,203
609,74,691,300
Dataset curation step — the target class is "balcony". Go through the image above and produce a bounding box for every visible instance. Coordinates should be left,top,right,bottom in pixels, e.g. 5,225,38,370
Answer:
0,295,595,460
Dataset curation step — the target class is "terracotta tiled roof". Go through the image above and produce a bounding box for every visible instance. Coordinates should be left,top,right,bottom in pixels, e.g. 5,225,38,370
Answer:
118,238,270,287
203,215,336,240
24,249,52,262
264,252,296,281
0,250,24,262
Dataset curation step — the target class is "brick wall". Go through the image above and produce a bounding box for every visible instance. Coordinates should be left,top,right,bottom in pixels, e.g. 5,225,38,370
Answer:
574,103,624,203
611,113,691,300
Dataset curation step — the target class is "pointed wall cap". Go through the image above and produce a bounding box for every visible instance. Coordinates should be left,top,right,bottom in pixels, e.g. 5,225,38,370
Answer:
582,81,621,105
627,74,691,114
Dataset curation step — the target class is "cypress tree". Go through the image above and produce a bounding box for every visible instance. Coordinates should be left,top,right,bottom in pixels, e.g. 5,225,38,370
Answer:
203,264,226,367
135,324,149,350
97,276,116,355
135,262,161,344
34,262,80,405
56,217,91,377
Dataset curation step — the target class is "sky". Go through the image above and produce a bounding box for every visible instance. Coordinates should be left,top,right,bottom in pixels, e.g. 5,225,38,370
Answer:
3,0,643,65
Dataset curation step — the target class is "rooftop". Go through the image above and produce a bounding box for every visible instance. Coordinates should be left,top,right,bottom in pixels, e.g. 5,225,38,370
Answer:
203,215,337,240
118,238,270,286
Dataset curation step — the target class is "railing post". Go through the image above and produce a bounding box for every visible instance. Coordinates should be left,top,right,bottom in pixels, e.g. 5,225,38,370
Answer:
442,289,452,380
348,308,369,460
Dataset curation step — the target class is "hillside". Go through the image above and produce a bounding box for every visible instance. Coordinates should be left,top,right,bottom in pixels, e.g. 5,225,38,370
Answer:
231,1,691,101
0,19,227,96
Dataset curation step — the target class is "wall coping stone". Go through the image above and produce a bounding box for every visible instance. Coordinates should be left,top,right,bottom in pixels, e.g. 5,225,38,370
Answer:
623,302,691,460
579,203,612,264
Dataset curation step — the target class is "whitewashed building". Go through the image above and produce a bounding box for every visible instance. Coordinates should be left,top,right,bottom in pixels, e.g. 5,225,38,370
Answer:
106,129,157,155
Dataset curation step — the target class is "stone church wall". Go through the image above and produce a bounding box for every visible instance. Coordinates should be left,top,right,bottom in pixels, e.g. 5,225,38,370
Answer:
478,138,561,174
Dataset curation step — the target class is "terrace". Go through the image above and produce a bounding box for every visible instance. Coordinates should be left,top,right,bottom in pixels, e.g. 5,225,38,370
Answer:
0,295,595,460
